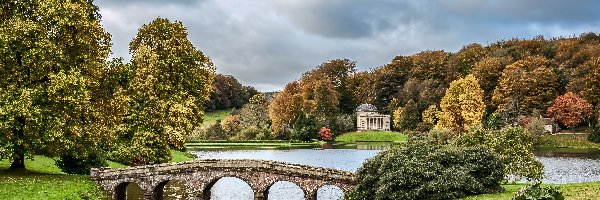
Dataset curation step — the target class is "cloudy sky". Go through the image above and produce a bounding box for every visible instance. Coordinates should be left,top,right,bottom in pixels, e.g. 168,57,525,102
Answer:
97,0,600,91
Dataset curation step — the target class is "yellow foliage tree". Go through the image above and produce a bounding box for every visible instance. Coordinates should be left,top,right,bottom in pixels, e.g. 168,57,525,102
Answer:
422,104,440,128
436,74,485,133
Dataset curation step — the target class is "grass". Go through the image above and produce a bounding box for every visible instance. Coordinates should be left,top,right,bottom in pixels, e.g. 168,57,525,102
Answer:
538,134,600,149
0,150,195,199
335,131,407,142
461,182,600,199
201,109,233,127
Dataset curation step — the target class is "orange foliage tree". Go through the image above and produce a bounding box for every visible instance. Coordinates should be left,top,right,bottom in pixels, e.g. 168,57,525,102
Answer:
547,92,593,131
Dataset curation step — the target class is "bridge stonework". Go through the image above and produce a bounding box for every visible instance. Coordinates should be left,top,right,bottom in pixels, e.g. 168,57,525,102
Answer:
90,159,355,200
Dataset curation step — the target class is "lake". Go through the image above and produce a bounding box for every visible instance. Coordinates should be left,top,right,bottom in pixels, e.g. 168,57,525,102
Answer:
126,148,600,199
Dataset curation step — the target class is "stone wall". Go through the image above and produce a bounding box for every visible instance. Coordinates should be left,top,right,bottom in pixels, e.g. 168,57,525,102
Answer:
91,159,356,200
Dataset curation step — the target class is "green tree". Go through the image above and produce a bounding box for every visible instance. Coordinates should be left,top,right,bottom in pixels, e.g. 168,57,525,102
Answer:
113,18,215,165
436,75,486,134
0,0,117,169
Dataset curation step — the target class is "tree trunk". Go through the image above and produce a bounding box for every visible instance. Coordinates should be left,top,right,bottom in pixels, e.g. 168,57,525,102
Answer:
9,153,25,170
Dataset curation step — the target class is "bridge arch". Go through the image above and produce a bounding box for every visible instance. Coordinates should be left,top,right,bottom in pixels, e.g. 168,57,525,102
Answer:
152,179,188,200
115,181,144,200
314,184,345,200
203,175,254,200
263,180,306,200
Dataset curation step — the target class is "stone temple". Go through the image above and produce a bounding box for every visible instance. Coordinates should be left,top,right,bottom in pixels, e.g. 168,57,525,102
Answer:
355,104,390,131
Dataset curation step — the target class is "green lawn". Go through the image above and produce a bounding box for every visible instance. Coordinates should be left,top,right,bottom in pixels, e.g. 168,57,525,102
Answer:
0,150,195,200
201,109,233,127
538,134,600,149
335,131,407,142
461,182,600,200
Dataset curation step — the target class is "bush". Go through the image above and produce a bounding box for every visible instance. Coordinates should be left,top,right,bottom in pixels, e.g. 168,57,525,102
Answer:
512,183,564,200
221,115,242,138
201,120,229,140
291,114,318,141
56,152,108,175
232,126,271,141
587,125,600,143
319,127,333,141
350,139,503,200
427,128,454,144
332,114,355,134
455,127,544,181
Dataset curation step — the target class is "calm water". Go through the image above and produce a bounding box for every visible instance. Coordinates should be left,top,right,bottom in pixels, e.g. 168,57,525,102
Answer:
127,148,600,199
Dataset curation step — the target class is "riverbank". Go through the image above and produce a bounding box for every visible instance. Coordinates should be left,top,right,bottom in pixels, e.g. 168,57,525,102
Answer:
335,131,407,142
0,150,194,199
461,182,600,199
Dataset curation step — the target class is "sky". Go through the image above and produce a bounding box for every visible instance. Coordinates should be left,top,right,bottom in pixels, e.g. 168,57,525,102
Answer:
96,0,600,92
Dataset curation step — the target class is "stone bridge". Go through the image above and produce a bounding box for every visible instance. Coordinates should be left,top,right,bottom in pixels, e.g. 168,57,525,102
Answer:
90,159,355,200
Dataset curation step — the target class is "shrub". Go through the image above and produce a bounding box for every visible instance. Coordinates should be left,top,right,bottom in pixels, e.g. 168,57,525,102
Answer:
232,126,271,141
56,152,108,175
427,128,454,144
455,127,544,181
291,114,318,141
512,183,564,200
221,115,242,138
350,139,503,200
203,121,227,140
519,116,547,145
332,114,355,134
319,127,333,141
587,125,600,143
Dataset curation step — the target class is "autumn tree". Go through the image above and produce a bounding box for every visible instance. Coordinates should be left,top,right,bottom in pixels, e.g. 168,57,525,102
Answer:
578,57,600,106
547,92,593,132
113,18,215,165
409,50,451,82
269,82,304,137
392,100,420,131
205,74,258,111
451,43,489,76
368,56,411,111
471,57,512,105
421,104,440,130
436,75,485,133
492,56,559,114
0,0,118,169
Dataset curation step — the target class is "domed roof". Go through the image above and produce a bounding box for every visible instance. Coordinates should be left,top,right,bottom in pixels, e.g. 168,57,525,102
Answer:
356,103,378,112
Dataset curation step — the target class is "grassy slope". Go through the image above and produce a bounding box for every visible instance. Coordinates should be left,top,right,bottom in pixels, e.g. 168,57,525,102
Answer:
461,182,600,200
201,109,233,128
538,134,600,149
0,151,194,200
0,156,107,200
335,131,407,142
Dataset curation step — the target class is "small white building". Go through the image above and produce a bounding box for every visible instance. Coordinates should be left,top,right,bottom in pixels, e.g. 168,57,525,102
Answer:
356,104,391,131
542,118,559,133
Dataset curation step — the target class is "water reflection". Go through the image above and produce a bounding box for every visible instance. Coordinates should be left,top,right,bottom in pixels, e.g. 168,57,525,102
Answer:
266,181,304,200
208,177,253,200
316,185,344,200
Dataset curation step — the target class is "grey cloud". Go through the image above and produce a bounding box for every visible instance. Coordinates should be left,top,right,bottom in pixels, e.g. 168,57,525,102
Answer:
96,0,600,91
